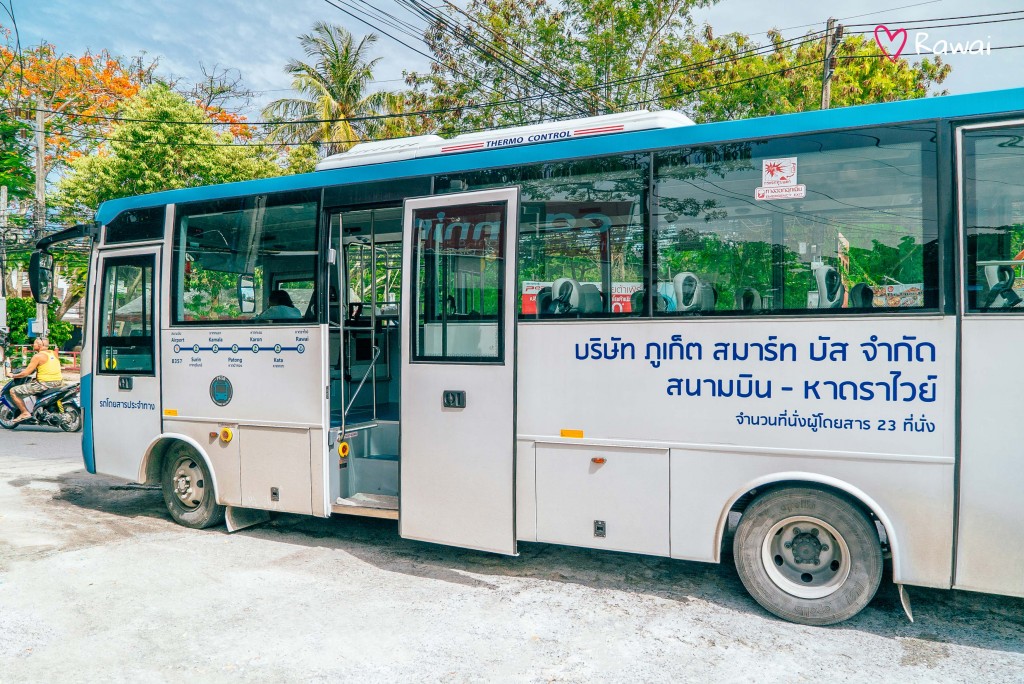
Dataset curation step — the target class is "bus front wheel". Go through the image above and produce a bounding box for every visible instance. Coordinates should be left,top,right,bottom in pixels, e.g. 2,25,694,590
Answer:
161,444,225,529
733,486,883,626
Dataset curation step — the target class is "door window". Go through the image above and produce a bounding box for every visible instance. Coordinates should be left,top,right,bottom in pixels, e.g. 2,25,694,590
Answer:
410,202,507,362
962,124,1024,312
97,254,156,374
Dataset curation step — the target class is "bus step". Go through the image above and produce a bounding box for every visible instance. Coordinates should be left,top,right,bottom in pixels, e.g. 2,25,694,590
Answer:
335,493,398,511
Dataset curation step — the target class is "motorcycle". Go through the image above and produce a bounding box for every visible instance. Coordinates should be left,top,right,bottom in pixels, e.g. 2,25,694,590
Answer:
0,374,82,432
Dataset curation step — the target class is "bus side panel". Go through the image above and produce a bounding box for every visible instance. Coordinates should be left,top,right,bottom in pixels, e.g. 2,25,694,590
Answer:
956,320,1024,597
670,449,954,587
517,316,956,587
161,326,327,516
80,248,100,474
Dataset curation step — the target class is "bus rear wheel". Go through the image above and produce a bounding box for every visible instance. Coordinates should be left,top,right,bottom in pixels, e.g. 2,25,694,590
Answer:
161,444,225,529
733,486,883,626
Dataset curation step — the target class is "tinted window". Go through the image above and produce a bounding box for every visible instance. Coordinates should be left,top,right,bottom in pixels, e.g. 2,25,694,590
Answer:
439,154,649,318
105,207,166,244
962,124,1024,312
411,201,506,362
97,254,155,374
654,125,939,314
172,190,320,324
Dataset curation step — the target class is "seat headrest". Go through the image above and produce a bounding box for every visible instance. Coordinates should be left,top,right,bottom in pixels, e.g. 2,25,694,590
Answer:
849,283,875,308
549,277,582,313
673,272,715,312
735,287,762,311
578,284,603,314
813,265,844,308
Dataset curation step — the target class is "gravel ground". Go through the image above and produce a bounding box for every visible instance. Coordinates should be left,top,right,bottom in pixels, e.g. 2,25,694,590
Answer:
1,428,1023,682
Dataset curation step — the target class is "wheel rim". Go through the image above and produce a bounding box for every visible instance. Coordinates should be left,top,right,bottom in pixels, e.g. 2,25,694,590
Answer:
61,408,80,430
171,456,207,509
761,515,852,599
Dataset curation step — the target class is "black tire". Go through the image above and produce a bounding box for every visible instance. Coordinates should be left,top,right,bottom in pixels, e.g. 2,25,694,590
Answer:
0,404,18,429
59,405,82,432
733,486,883,626
160,443,225,529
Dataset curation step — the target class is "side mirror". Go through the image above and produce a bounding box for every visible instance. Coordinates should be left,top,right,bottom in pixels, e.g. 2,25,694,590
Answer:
29,251,55,305
237,274,256,314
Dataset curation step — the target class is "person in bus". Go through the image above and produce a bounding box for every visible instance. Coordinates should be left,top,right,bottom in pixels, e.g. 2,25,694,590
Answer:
9,336,63,424
258,289,302,320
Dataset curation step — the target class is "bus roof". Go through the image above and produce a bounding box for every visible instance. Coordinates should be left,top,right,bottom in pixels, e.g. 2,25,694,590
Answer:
94,86,1024,225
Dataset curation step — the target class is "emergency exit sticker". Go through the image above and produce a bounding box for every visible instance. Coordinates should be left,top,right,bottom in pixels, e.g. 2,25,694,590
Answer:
755,157,806,200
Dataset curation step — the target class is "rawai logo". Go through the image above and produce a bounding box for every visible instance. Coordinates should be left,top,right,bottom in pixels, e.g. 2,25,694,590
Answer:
874,24,991,61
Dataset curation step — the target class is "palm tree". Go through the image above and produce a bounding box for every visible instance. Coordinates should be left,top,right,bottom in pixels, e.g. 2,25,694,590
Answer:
263,23,388,155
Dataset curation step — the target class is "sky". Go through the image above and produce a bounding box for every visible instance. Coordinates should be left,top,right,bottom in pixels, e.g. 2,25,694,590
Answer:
6,0,1024,119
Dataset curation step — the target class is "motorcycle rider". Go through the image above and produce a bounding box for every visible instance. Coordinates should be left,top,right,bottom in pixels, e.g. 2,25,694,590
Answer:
10,336,63,424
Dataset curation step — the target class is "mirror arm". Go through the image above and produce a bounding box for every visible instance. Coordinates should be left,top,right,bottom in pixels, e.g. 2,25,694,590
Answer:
35,222,98,251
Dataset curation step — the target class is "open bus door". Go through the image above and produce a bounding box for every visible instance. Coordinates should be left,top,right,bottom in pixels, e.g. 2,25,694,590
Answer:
399,188,519,554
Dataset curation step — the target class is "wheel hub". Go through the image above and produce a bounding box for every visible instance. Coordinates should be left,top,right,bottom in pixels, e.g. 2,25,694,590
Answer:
761,515,851,599
172,458,204,508
788,528,825,564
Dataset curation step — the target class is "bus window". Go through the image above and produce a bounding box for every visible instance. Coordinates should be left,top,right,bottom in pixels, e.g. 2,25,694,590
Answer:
411,201,506,362
172,190,319,324
97,254,155,374
438,155,649,318
654,125,939,314
962,125,1024,312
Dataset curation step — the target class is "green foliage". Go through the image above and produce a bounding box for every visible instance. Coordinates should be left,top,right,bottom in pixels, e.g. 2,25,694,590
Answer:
664,31,951,122
263,23,428,155
4,297,72,349
284,144,320,175
0,112,33,198
55,83,280,216
411,2,952,131
411,0,708,132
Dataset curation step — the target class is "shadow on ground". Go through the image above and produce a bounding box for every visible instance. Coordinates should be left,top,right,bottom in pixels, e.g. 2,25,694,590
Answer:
38,467,1024,654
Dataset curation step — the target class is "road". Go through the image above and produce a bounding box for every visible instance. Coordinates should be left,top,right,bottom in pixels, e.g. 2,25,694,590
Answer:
1,428,1022,682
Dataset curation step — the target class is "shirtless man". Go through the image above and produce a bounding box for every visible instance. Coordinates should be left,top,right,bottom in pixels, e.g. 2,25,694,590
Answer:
10,336,63,423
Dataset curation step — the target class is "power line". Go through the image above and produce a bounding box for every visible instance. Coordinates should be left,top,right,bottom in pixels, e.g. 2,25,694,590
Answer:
398,0,592,117
846,10,1024,28
28,31,829,129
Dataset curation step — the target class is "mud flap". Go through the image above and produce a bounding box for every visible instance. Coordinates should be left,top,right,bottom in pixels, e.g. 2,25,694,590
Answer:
225,506,270,533
897,584,914,623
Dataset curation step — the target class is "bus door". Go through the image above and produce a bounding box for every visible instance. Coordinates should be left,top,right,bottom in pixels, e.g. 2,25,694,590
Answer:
399,188,520,554
91,247,162,480
956,119,1024,597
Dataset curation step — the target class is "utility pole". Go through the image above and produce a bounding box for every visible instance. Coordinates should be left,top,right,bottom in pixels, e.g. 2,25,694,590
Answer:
0,184,7,334
34,95,48,337
820,18,844,110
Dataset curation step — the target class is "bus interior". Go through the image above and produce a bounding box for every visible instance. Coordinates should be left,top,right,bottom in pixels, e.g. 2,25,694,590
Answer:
330,205,404,513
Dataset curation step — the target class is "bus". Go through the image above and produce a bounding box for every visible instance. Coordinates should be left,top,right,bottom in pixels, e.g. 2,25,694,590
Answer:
29,87,1024,626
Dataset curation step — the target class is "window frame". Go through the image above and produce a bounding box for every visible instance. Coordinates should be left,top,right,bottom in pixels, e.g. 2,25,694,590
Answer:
957,117,1024,316
408,199,509,364
170,190,322,327
96,252,157,376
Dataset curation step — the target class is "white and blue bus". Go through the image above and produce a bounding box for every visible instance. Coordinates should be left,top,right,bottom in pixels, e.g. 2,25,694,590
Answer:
29,87,1024,625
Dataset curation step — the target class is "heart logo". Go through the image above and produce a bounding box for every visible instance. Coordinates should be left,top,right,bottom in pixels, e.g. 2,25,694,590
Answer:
874,25,908,62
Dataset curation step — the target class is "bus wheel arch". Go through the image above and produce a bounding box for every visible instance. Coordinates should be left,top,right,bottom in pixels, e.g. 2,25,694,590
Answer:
720,476,897,625
141,435,225,530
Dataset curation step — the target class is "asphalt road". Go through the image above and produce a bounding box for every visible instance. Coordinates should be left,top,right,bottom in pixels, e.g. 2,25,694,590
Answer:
1,427,1023,682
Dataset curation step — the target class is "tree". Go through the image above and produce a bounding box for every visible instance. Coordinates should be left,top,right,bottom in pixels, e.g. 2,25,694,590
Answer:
57,83,280,214
409,1,952,131
408,0,712,132
262,22,412,155
0,36,159,178
0,112,33,198
3,296,72,349
53,84,281,318
661,30,951,122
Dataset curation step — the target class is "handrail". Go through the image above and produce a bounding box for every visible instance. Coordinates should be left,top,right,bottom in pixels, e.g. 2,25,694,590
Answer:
344,345,381,417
